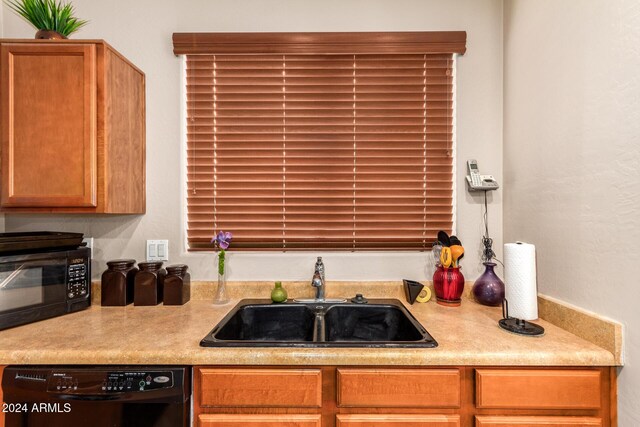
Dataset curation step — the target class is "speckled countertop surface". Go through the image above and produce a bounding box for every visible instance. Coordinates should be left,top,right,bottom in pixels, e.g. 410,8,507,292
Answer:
0,283,616,366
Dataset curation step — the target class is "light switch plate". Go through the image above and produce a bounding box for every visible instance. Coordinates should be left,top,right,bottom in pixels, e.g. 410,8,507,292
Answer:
147,240,169,261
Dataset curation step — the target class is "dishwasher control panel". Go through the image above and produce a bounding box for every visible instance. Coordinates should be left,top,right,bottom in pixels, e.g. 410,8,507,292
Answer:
46,370,174,393
103,371,174,392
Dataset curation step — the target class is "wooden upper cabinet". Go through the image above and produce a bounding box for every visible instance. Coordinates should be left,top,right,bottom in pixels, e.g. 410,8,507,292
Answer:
0,40,145,213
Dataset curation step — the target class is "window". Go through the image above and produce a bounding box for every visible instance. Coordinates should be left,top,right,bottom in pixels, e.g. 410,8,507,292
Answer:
175,32,466,250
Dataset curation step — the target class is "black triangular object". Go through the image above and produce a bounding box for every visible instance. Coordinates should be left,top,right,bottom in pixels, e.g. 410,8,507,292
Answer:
403,279,425,304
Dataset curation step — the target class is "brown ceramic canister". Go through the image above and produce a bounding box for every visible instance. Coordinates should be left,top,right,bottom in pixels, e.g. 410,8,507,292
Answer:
163,265,190,305
101,259,137,306
134,261,166,306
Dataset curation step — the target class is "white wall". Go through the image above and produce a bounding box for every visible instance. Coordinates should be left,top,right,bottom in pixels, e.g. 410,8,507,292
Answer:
1,0,504,282
503,0,640,424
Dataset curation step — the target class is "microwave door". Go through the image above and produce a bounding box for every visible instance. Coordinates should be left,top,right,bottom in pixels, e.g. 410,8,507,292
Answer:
0,258,67,314
0,263,25,288
0,264,42,312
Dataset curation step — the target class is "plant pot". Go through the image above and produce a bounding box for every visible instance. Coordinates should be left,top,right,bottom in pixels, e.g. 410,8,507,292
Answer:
35,30,67,40
433,266,465,307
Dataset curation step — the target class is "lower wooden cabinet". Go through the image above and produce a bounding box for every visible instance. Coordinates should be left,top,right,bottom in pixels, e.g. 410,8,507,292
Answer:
337,369,460,408
0,366,4,427
199,414,321,427
198,368,322,408
337,414,460,427
193,366,616,427
476,369,602,410
475,416,602,426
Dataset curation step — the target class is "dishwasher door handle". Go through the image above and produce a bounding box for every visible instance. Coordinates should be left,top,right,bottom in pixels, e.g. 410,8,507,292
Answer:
55,393,120,401
52,388,188,403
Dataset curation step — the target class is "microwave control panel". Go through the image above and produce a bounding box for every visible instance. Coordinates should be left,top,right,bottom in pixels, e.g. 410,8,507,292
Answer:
67,260,89,300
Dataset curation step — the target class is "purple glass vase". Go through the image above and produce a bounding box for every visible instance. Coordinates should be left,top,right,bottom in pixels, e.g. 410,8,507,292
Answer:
472,262,505,306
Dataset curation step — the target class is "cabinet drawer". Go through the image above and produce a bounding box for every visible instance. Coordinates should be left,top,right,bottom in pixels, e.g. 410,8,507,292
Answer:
475,416,602,426
337,368,460,408
475,369,601,410
337,414,460,427
199,414,321,427
198,368,322,408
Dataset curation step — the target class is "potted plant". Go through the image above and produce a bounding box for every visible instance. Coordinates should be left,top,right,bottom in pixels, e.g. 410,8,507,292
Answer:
5,0,88,39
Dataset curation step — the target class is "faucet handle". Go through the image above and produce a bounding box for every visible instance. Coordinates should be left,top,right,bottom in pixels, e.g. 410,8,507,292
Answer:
311,272,323,287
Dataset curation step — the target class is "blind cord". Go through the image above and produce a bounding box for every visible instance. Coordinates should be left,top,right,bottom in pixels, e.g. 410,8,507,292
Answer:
422,54,427,249
282,54,287,249
482,190,503,266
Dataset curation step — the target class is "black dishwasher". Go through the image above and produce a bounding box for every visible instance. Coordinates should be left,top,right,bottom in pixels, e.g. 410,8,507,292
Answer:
2,366,190,427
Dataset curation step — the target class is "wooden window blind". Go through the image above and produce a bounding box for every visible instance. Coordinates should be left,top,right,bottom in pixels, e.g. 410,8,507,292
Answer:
179,32,465,251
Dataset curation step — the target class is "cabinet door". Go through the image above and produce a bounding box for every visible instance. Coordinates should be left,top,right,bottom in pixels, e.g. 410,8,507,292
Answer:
198,368,322,408
1,43,97,207
337,368,460,408
475,369,601,410
199,414,321,427
475,416,601,426
1,366,4,427
337,414,460,426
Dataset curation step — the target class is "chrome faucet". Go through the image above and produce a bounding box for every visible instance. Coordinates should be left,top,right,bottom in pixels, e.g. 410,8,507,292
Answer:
311,257,326,301
293,257,345,304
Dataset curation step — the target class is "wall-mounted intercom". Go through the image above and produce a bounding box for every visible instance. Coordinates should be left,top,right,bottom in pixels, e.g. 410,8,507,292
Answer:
465,159,499,191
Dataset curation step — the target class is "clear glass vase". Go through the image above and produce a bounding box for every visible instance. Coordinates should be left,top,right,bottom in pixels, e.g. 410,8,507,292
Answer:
213,251,230,304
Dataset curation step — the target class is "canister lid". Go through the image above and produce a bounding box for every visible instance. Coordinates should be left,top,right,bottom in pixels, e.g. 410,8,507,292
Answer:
166,264,189,275
106,259,136,269
138,261,164,271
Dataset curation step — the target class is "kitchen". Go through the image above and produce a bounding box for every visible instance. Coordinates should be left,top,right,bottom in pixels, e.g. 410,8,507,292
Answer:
0,0,637,426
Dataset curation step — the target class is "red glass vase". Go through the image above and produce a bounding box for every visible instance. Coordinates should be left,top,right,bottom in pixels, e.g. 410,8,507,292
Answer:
433,266,465,307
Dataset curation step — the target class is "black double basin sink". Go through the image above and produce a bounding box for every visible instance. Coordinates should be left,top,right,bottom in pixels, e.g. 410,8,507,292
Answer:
200,299,437,348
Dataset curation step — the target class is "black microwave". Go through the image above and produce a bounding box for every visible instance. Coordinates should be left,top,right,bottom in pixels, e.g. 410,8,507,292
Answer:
0,246,91,330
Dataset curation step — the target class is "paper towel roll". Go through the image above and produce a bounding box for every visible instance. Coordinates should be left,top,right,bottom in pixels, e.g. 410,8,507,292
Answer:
504,242,538,320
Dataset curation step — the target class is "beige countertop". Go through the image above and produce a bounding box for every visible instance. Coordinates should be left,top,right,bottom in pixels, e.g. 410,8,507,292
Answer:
0,282,617,366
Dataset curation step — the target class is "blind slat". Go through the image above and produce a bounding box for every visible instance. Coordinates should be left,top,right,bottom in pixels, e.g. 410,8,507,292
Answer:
185,51,455,250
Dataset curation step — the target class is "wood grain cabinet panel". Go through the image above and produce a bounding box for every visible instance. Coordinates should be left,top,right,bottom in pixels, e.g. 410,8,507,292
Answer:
1,43,96,208
0,40,145,213
475,416,602,426
199,414,321,427
193,367,614,427
1,366,4,427
476,369,602,410
198,368,322,408
337,414,460,427
337,368,460,408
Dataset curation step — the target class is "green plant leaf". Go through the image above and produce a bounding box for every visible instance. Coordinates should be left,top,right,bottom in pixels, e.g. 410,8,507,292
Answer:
4,0,88,36
218,250,225,276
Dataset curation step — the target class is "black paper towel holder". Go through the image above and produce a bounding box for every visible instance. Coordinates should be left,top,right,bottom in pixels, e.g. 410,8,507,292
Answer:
499,299,545,336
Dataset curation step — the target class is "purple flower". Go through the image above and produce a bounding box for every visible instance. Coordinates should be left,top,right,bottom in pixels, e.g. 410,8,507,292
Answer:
212,231,233,250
